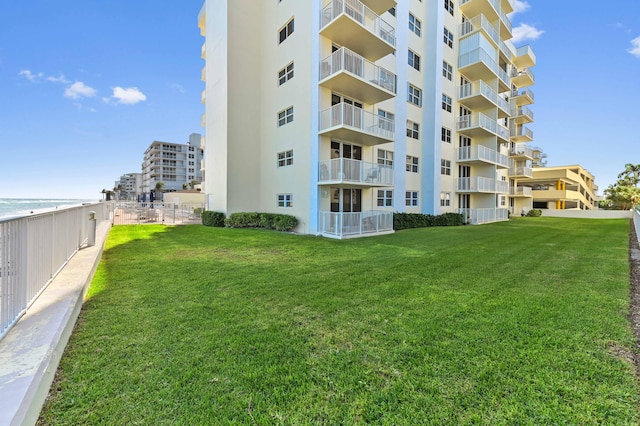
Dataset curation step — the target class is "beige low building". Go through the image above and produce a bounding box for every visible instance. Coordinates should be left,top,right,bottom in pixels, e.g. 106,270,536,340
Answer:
530,165,598,210
162,190,205,206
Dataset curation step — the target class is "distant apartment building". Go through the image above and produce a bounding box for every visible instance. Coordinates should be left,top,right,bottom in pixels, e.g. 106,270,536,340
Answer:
141,133,204,195
114,173,142,200
198,0,537,237
530,165,598,211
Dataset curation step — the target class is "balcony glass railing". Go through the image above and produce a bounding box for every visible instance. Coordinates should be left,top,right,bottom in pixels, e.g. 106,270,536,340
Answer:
320,0,396,46
318,158,393,186
319,210,394,237
319,103,394,139
320,47,396,94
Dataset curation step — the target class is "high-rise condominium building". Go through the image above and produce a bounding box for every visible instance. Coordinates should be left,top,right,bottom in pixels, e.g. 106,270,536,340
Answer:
141,133,204,195
198,0,536,238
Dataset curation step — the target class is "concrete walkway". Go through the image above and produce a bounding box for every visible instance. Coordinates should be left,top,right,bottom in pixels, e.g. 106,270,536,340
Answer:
0,220,111,426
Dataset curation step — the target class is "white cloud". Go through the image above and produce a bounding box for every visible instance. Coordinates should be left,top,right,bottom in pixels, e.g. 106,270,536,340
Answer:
511,23,544,44
18,69,43,81
111,86,147,104
64,81,97,99
170,83,186,94
628,36,640,58
46,74,69,84
511,0,530,14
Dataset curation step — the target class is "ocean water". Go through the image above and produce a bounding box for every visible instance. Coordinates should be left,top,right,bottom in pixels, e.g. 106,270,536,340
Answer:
0,198,96,220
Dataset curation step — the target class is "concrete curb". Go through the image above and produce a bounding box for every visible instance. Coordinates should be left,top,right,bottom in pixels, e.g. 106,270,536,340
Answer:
0,220,111,426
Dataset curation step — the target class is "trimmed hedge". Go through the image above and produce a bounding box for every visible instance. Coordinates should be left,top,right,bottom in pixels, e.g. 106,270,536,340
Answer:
526,209,542,217
201,211,226,227
394,212,464,230
225,212,298,232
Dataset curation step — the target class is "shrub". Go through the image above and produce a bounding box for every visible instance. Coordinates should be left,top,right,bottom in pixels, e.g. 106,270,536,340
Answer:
274,215,298,232
394,212,463,230
224,212,298,232
526,209,542,217
225,212,261,228
201,211,225,227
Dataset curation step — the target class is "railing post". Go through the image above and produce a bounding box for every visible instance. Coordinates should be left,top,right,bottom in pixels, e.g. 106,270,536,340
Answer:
87,211,96,247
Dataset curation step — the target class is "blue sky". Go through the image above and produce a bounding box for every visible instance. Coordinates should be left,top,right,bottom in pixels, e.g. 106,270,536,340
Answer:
0,1,638,199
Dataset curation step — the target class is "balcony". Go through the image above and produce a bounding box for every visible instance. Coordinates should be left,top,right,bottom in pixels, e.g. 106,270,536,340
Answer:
201,66,206,82
511,68,535,88
319,103,394,145
359,0,396,15
509,143,533,159
509,166,533,178
511,87,534,106
510,186,533,197
319,210,394,239
201,113,206,128
459,0,512,37
201,42,206,59
510,125,533,142
319,47,396,104
457,112,510,142
457,176,509,193
459,47,510,91
511,106,534,124
459,207,509,224
320,0,396,61
457,145,511,168
318,158,393,186
513,45,536,69
201,89,205,104
458,80,497,110
459,14,499,47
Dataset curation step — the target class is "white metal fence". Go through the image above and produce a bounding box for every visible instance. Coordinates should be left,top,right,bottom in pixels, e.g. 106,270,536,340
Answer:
111,202,204,225
319,210,393,238
0,202,110,341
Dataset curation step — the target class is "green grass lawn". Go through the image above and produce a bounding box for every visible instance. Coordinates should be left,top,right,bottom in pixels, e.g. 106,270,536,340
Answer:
38,218,639,425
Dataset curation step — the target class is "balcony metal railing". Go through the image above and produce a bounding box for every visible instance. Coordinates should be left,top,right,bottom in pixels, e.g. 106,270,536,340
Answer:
459,0,512,34
320,0,396,46
510,186,533,197
511,125,534,140
457,112,510,140
320,46,396,94
511,87,535,102
319,103,394,139
319,210,393,237
457,145,511,168
318,158,393,186
457,176,509,193
511,67,535,82
0,203,110,341
509,166,533,178
512,107,534,121
509,144,533,158
459,47,511,87
459,207,509,224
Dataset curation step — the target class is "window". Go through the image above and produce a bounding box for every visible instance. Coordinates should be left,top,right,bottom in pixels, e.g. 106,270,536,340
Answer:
377,149,393,166
441,159,451,175
500,196,506,207
378,109,394,133
277,150,293,167
277,193,293,207
188,161,194,166
442,94,452,112
444,27,453,48
441,127,452,143
278,62,294,85
444,0,454,15
377,190,393,207
388,7,396,16
406,191,419,207
440,192,451,207
188,146,195,151
188,154,195,159
279,18,294,44
406,120,419,139
409,13,421,36
442,61,453,80
406,155,419,173
408,84,422,106
408,49,420,71
277,106,294,126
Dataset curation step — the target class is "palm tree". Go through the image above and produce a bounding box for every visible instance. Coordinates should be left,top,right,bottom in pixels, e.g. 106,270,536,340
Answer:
154,181,165,202
617,163,640,188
